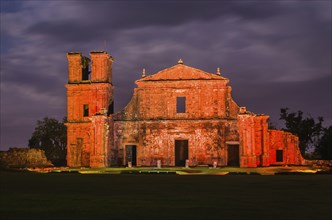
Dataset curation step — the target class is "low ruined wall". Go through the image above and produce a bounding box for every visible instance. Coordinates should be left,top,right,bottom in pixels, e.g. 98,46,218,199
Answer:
0,148,53,168
305,159,332,168
268,130,305,166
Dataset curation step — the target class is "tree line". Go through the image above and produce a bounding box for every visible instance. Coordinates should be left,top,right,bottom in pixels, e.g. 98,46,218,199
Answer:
28,117,67,166
28,108,332,165
279,108,331,160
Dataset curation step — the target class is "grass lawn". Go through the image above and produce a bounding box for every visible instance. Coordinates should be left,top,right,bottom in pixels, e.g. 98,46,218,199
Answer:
0,171,331,220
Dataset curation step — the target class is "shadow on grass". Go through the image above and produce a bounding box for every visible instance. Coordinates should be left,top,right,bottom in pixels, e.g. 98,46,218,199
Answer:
0,171,331,220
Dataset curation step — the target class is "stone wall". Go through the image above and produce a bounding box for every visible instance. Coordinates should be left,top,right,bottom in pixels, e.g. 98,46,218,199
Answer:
66,122,91,167
112,120,239,167
66,51,113,167
306,159,332,168
269,130,305,165
0,148,53,168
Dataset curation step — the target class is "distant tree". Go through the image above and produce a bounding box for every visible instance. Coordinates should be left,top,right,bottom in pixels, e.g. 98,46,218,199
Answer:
279,108,323,157
314,126,332,159
267,118,278,130
28,117,67,166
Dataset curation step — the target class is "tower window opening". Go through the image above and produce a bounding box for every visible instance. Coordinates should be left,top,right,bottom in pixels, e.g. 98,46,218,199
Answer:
83,104,89,117
107,101,114,115
82,56,91,80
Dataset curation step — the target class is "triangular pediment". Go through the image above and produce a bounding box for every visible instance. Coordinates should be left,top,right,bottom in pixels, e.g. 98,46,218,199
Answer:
138,64,228,81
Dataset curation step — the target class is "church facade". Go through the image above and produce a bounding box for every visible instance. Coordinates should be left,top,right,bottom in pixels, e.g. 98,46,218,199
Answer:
65,51,305,168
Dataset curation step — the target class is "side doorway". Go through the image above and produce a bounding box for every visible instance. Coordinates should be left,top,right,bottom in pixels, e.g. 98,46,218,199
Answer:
227,144,240,167
125,145,137,166
175,140,188,166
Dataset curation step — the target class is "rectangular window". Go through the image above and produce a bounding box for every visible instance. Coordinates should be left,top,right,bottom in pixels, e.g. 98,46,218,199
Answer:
276,150,283,162
176,97,186,113
83,104,89,117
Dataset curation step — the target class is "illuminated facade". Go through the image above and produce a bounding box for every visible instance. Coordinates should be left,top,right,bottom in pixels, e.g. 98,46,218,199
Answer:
65,51,305,167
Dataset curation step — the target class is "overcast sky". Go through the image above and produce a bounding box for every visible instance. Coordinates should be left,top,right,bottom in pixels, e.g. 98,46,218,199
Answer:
0,0,331,150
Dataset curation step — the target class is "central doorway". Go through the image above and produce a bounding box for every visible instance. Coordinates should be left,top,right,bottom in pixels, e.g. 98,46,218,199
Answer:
125,145,137,166
227,144,240,167
175,140,188,166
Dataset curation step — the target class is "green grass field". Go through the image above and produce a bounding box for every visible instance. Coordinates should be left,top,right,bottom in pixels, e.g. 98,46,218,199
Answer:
0,171,331,220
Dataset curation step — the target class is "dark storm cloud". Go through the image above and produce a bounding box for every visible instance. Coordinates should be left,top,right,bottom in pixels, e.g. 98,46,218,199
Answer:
24,1,282,45
1,49,67,97
0,0,23,13
1,1,331,150
25,20,108,43
232,74,332,128
90,1,280,27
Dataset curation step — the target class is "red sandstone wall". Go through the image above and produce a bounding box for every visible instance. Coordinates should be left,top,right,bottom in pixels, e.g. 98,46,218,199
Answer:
90,52,113,82
254,115,270,166
268,130,304,165
67,116,111,168
66,51,113,167
111,120,239,167
226,86,240,118
237,114,256,167
132,64,239,120
110,64,242,167
114,73,240,122
134,81,228,119
66,123,91,167
67,52,83,83
90,115,111,167
67,51,113,83
236,114,271,167
66,84,113,121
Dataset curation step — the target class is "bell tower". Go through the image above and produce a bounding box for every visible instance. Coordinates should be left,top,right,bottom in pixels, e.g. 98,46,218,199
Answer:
65,51,114,167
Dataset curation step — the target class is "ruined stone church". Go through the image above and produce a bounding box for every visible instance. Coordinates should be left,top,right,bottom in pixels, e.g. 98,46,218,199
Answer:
66,51,304,168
